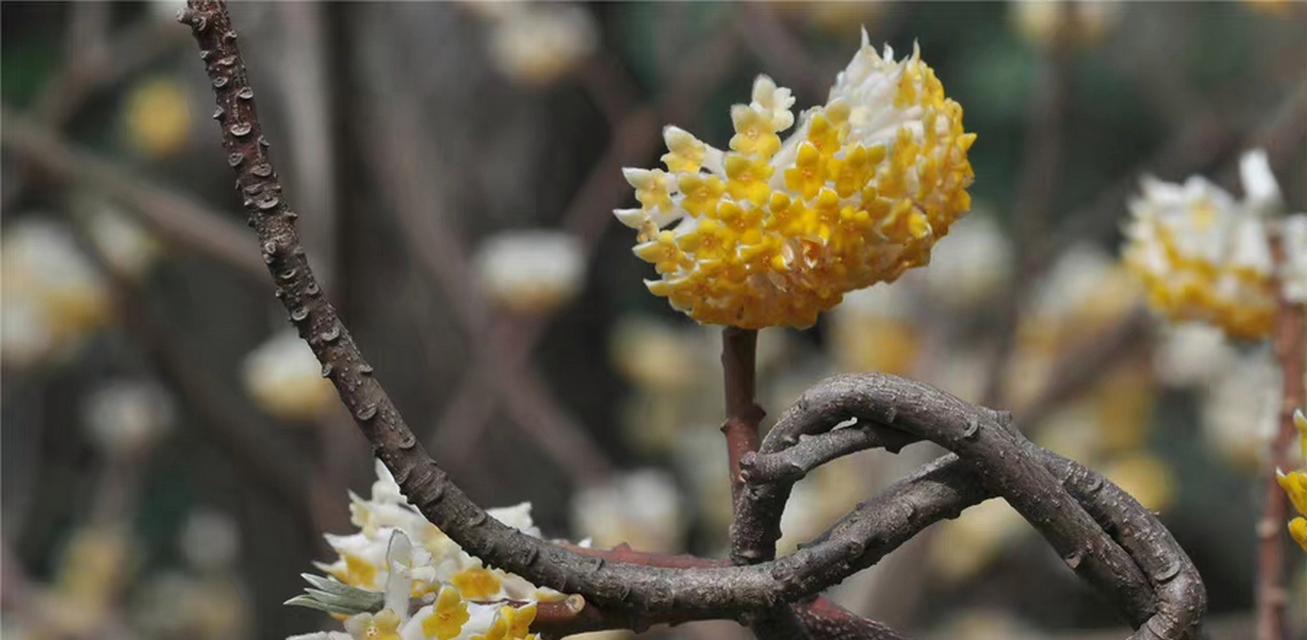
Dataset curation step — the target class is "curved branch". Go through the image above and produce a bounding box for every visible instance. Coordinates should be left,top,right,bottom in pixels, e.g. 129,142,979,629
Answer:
735,374,1206,639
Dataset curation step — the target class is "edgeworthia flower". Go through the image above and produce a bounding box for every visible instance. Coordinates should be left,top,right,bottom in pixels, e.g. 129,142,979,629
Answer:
473,230,585,315
615,32,976,329
286,461,556,639
242,329,337,422
485,3,597,87
1122,149,1307,339
82,379,175,458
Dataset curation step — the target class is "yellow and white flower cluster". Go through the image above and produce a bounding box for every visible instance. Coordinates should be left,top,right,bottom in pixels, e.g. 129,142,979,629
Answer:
616,33,976,329
1122,149,1307,339
288,460,561,640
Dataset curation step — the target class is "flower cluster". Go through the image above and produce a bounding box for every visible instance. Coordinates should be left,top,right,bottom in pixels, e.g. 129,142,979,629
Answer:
1279,409,1307,552
242,330,338,422
287,461,562,640
616,33,975,329
473,230,585,315
471,2,598,87
1122,150,1307,339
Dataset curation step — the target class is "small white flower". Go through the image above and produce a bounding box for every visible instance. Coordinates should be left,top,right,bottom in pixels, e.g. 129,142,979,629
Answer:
85,203,162,279
82,379,175,457
911,211,1012,309
180,509,241,572
1011,0,1123,49
608,315,704,392
1152,323,1238,388
473,230,585,315
242,330,336,422
486,4,597,86
1203,350,1279,470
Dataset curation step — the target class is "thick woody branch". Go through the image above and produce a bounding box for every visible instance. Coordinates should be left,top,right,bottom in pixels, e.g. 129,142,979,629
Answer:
736,374,1206,639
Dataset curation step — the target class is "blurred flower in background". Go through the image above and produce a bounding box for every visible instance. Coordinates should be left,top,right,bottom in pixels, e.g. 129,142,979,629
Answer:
474,230,585,315
828,284,920,376
133,510,252,639
478,3,598,87
82,378,175,458
911,212,1011,311
242,329,337,423
1122,150,1306,339
929,608,1041,640
1152,323,1238,389
1201,350,1279,471
121,77,193,160
27,525,137,636
1,218,111,368
83,201,164,280
929,499,1027,583
1010,0,1122,49
1009,244,1140,408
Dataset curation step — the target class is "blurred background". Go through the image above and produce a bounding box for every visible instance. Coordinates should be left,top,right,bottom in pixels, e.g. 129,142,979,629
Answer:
2,2,1306,639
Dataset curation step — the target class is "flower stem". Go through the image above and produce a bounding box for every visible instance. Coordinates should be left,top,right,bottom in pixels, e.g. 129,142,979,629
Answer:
721,327,765,505
1258,236,1306,640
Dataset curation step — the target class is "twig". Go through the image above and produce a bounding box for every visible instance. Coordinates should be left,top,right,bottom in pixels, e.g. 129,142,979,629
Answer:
1256,236,1307,640
722,327,765,505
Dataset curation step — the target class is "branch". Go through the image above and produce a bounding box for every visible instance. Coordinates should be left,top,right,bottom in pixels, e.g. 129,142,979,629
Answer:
722,327,765,504
735,374,1206,639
